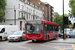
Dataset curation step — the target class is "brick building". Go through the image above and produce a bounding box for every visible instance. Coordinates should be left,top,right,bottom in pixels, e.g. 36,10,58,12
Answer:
45,3,54,22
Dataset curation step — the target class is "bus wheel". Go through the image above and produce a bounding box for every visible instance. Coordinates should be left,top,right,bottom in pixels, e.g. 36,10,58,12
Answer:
19,38,22,42
61,36,63,38
67,35,71,38
48,36,50,41
0,37,2,41
55,35,57,39
9,41,11,42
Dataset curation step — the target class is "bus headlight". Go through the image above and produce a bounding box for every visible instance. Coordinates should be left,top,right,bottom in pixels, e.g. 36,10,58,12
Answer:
27,35,29,38
40,34,43,37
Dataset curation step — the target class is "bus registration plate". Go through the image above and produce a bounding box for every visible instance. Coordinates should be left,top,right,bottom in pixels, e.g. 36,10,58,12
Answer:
32,39,36,41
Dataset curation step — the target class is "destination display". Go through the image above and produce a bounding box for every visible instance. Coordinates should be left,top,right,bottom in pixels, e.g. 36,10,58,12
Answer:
27,21,43,24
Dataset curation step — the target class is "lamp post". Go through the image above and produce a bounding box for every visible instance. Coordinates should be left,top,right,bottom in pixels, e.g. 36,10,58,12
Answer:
63,0,64,39
14,6,16,25
33,4,35,20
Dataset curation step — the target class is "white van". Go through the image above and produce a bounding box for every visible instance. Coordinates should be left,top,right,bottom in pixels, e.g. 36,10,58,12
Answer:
64,28,71,34
64,28,73,35
0,25,19,40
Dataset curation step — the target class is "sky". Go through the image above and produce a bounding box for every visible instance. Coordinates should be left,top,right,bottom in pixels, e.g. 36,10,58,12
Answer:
41,0,70,15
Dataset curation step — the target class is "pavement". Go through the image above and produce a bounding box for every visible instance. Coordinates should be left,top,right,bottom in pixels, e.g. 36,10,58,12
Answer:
50,38,75,44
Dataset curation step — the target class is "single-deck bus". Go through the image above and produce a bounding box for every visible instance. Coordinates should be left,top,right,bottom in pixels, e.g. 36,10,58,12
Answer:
25,20,59,42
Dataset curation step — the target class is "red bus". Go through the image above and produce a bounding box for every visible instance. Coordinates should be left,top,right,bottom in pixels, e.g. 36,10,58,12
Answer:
25,20,59,42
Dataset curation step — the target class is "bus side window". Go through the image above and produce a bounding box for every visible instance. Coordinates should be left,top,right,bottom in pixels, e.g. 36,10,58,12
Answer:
53,25,55,31
51,25,53,31
47,24,50,31
55,26,58,31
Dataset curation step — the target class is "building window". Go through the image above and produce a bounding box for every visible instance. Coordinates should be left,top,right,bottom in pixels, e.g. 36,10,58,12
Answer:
23,0,26,2
52,15,54,17
29,8,30,13
29,14,30,20
29,9,31,13
18,4,20,8
22,12,23,18
33,4,35,7
19,12,20,18
22,5,24,10
27,14,28,19
33,10,35,14
33,16,35,20
28,2,31,5
27,7,28,12
31,9,32,13
39,2,41,4
52,8,54,10
43,12,44,14
24,5,26,11
24,0,27,2
36,17,37,19
28,2,29,4
28,8,30,12
25,14,26,19
43,7,44,10
31,16,33,20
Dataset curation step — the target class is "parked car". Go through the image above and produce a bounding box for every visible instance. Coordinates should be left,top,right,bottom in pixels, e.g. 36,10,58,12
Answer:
8,31,25,42
0,25,19,40
59,33,63,38
67,31,75,38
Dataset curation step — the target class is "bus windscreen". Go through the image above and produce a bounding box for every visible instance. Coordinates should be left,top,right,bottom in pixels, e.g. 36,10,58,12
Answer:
27,21,43,34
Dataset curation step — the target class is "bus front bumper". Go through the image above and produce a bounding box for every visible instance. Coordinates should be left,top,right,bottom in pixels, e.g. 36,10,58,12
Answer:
26,36,44,40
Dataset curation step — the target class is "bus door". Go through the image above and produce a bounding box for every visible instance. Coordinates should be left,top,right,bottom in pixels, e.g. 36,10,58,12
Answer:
44,24,49,40
53,25,55,38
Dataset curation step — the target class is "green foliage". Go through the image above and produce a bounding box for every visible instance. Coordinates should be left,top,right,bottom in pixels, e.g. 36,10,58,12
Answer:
0,0,6,22
69,0,75,17
53,12,73,30
66,24,73,28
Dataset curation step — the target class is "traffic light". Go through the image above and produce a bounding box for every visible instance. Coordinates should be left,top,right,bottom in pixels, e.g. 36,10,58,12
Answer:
74,23,75,28
69,21,71,24
64,17,68,25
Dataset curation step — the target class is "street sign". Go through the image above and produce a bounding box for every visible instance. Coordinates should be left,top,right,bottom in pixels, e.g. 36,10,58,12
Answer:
69,25,72,28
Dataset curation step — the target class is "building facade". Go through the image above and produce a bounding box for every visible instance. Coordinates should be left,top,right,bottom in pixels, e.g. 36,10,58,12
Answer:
45,3,54,22
28,0,47,21
0,0,43,31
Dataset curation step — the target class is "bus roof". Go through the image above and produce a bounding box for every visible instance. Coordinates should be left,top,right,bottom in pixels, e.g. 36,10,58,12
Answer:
26,20,59,26
43,20,59,26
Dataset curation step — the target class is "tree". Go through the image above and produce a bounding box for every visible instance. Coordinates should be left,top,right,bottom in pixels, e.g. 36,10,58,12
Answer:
53,13,73,30
53,14,63,29
54,12,59,15
69,0,75,17
54,12,60,23
0,0,6,22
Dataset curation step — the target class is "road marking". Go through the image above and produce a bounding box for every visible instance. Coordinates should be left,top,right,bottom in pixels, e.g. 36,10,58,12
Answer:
39,44,65,50
0,42,74,50
4,49,11,50
30,44,65,50
72,44,75,50
1,42,32,50
8,44,32,50
46,42,72,45
29,43,74,50
28,44,65,50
